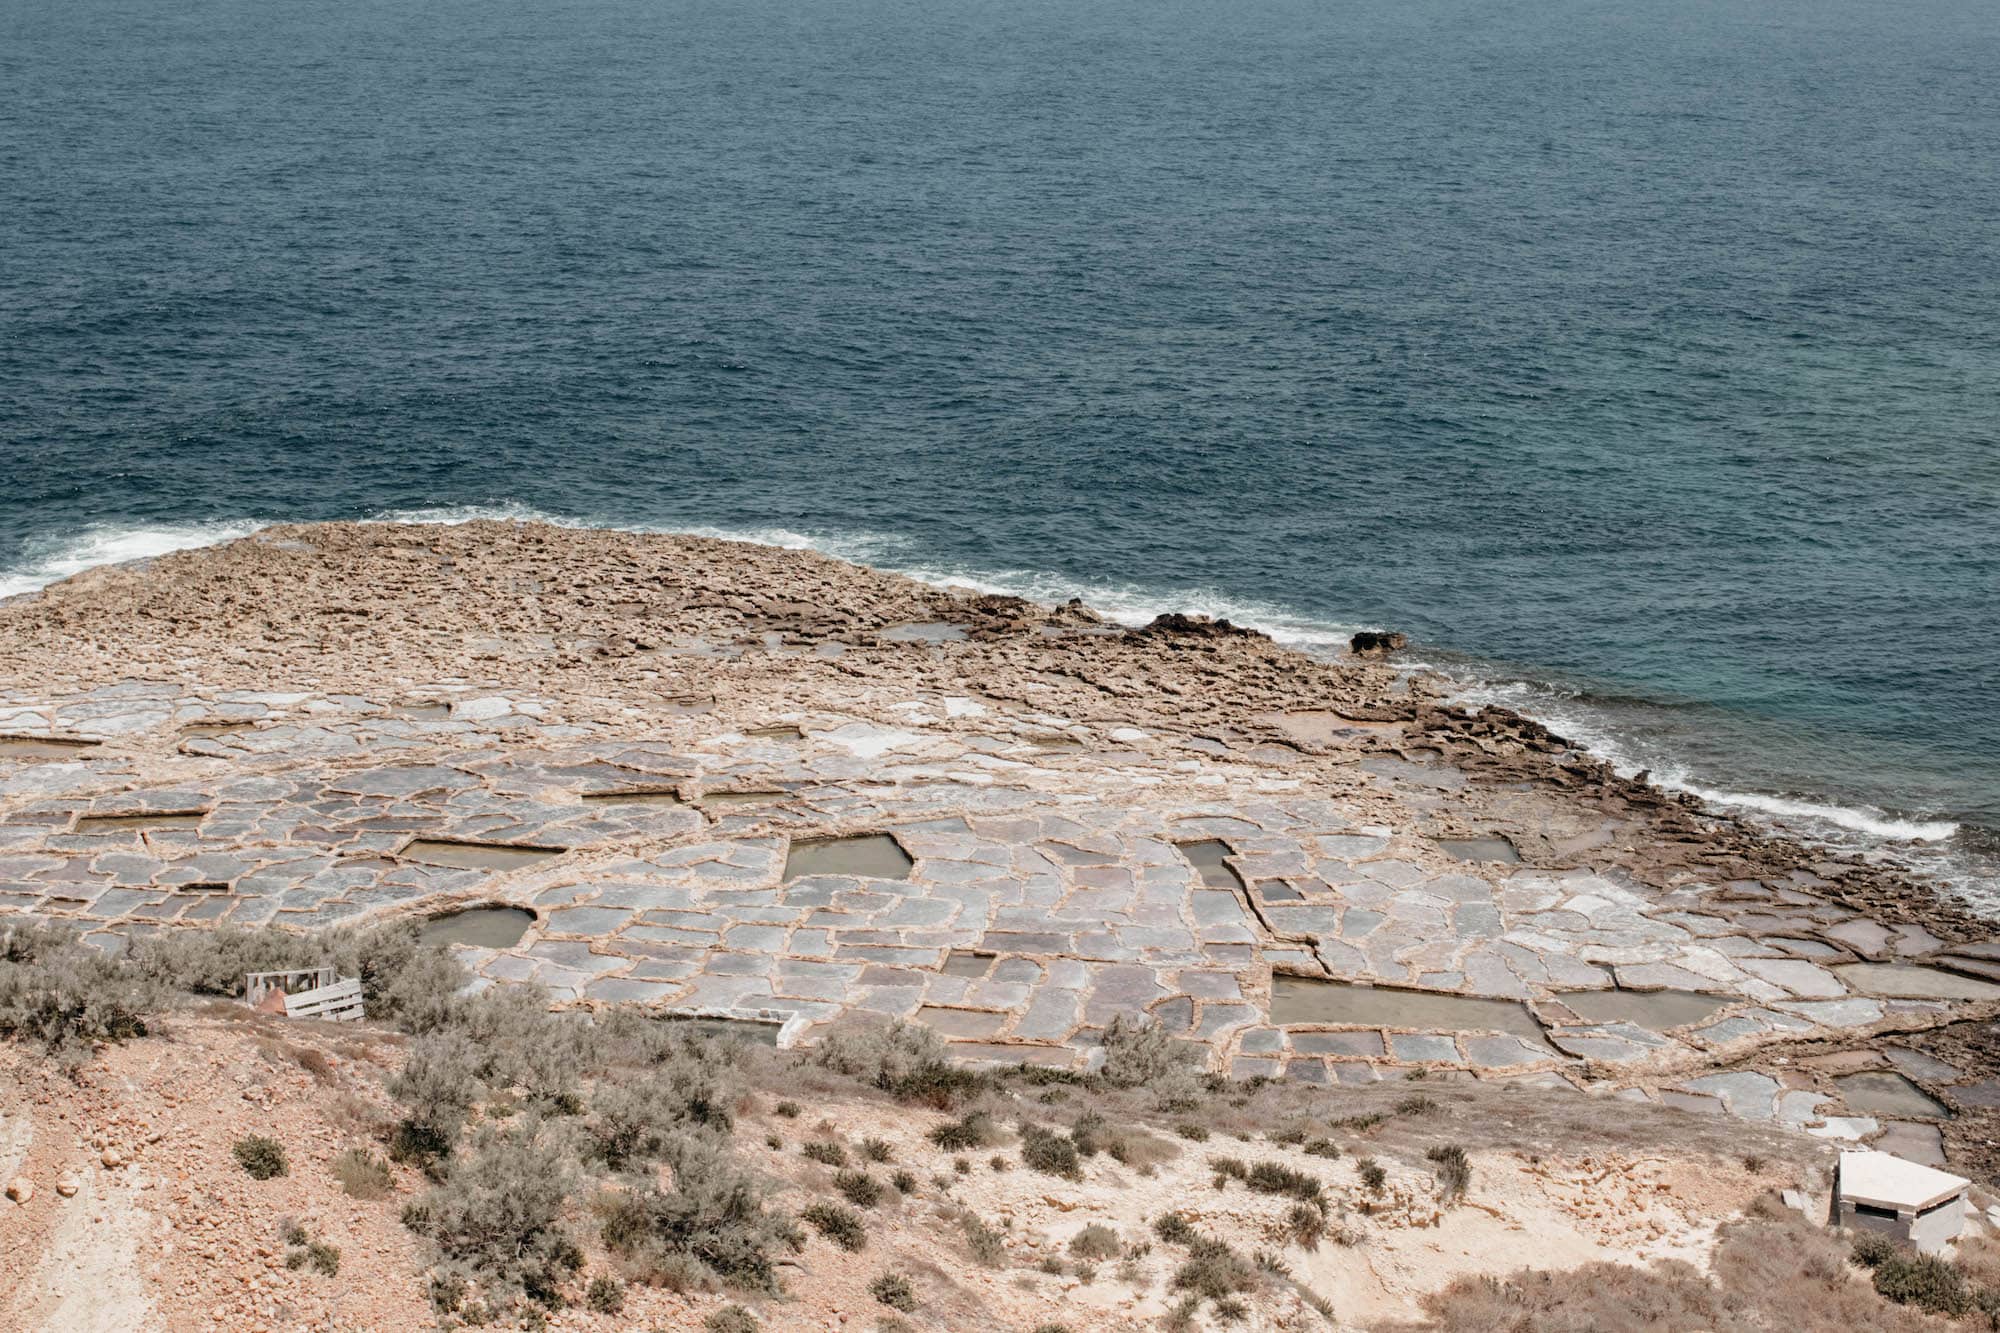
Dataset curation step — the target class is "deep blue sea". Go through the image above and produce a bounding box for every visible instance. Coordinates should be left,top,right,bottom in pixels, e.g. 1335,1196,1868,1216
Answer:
2,0,1996,903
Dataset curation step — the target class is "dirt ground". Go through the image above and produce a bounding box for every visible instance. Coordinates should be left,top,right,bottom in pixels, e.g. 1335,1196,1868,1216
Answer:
2,1008,1821,1333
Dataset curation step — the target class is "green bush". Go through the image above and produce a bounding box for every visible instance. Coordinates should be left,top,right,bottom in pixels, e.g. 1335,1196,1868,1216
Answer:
928,1111,996,1152
585,1275,625,1313
1153,1212,1197,1245
860,1137,894,1163
705,1308,760,1333
869,1273,917,1312
1019,1124,1082,1181
1172,1237,1260,1301
1427,1144,1471,1203
1356,1157,1386,1191
233,1136,289,1180
802,1140,849,1167
835,1170,884,1208
1245,1161,1323,1207
1873,1251,1972,1316
1849,1231,1898,1269
801,1202,868,1251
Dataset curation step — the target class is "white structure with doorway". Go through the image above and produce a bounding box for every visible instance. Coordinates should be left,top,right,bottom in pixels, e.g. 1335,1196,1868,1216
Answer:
1836,1150,1969,1253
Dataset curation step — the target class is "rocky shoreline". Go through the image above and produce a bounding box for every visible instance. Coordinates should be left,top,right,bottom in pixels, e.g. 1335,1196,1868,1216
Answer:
1,520,1996,1176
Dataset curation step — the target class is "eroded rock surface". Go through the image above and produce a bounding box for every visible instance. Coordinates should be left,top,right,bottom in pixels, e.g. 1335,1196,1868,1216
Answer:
0,521,1992,1167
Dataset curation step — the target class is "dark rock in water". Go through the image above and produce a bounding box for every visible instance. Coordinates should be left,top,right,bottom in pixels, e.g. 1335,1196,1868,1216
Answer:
1349,630,1409,655
1136,613,1263,640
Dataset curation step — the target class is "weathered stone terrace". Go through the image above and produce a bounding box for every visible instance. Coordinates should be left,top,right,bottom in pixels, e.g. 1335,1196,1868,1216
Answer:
1,521,1995,1167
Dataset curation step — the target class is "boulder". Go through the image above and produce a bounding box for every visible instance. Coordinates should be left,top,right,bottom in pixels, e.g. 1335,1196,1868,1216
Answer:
1349,630,1409,655
5,1176,32,1204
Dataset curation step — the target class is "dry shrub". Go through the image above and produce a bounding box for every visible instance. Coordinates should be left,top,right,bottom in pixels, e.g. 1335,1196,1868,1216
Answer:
400,1120,581,1312
0,919,158,1065
802,1202,868,1251
333,1147,394,1200
815,1020,982,1108
1068,1224,1123,1261
957,1210,1007,1266
388,1031,482,1169
869,1273,917,1311
1072,1113,1177,1171
587,1042,736,1169
597,1134,797,1294
835,1170,884,1208
1098,1014,1206,1110
928,1111,997,1152
1389,1213,1944,1332
1426,1144,1470,1204
802,1140,849,1167
233,1135,289,1180
1019,1124,1083,1181
1172,1236,1260,1301
1245,1161,1323,1207
292,1045,336,1084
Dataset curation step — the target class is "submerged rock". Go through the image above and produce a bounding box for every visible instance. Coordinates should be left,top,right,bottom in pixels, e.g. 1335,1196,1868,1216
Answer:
1349,629,1409,655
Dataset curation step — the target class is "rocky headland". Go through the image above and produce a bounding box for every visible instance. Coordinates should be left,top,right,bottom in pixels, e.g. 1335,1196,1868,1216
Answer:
3,520,1998,1331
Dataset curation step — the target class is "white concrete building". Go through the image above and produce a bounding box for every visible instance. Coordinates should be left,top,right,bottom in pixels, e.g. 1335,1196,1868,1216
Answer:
1836,1150,1969,1253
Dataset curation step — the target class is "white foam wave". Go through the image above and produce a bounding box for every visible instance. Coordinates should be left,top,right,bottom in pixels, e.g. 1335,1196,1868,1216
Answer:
0,520,269,600
1672,786,1958,843
369,505,1367,648
1443,676,1961,843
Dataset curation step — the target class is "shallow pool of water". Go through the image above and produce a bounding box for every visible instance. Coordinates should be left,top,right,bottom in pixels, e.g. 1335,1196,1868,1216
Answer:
1558,989,1730,1030
1272,976,1546,1039
0,736,99,757
942,950,994,978
879,621,968,643
658,1015,782,1046
1432,835,1520,863
1834,1071,1950,1118
180,721,256,738
1831,963,2000,1001
1178,840,1246,892
75,811,209,833
419,906,536,949
580,789,686,808
782,833,914,882
401,840,567,871
700,789,786,810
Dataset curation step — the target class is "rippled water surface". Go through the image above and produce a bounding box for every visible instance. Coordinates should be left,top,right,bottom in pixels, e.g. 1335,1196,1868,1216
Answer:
2,0,1996,898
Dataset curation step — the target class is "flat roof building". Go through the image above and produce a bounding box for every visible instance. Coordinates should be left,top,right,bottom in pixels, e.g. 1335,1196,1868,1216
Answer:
1836,1150,1969,1254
